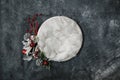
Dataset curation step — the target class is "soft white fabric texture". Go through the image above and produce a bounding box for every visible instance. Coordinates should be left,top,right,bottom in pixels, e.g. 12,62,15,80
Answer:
37,16,83,62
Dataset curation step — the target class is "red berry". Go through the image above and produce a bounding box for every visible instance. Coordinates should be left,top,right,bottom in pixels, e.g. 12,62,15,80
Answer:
22,49,27,54
42,60,49,65
30,41,35,47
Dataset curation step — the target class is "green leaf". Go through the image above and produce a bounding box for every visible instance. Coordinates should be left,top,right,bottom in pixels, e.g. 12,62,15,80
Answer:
40,52,45,59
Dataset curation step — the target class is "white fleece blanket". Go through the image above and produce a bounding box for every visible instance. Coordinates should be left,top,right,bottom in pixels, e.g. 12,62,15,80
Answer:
37,16,83,62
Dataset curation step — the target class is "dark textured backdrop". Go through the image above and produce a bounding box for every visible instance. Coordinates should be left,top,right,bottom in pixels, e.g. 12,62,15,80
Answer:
0,0,120,80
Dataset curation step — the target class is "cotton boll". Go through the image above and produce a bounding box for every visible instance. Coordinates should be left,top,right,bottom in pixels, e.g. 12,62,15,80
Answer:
37,16,83,62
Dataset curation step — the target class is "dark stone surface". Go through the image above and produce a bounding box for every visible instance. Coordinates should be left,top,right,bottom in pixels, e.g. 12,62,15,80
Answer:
0,0,120,80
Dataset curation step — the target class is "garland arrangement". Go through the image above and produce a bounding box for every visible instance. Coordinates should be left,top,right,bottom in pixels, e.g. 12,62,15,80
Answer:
22,14,50,69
